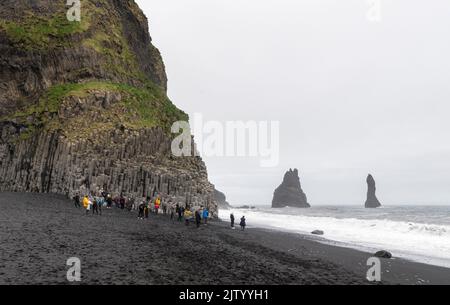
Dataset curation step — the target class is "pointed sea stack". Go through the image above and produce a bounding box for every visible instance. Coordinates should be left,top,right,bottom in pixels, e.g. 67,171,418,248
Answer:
272,169,310,208
365,174,382,208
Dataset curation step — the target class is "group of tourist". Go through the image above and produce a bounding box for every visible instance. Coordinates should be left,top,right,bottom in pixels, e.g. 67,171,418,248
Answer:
72,192,216,229
73,192,247,231
230,213,246,230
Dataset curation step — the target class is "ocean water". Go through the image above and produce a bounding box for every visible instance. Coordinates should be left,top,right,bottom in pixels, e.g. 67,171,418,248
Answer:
219,206,450,268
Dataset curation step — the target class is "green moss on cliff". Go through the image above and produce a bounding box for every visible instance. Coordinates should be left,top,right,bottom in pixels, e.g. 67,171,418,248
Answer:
0,12,89,50
7,81,188,140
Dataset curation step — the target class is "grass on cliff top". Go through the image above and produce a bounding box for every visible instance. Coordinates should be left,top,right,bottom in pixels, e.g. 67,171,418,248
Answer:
0,12,90,50
10,81,188,139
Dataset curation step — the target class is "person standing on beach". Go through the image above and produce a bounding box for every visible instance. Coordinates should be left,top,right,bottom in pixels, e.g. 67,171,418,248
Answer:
177,204,183,222
154,196,161,215
82,195,90,215
119,196,125,210
184,208,192,226
106,194,113,209
92,198,99,215
73,194,81,208
195,210,202,228
240,216,246,230
138,202,145,219
162,200,168,215
95,195,104,216
170,203,176,222
144,200,149,219
230,213,235,229
202,208,209,225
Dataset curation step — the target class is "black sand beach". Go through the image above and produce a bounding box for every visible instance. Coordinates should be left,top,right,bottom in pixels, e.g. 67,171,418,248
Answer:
0,192,448,285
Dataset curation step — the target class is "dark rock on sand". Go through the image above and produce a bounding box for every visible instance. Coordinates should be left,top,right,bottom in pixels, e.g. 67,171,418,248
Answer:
374,250,392,259
272,169,310,208
365,174,382,208
0,1,217,215
311,230,324,236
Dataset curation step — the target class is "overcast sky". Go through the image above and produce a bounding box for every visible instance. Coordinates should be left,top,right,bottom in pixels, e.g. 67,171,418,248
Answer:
136,0,450,206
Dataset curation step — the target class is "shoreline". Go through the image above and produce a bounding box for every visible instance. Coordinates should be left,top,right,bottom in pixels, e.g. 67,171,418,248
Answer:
219,207,450,271
0,192,449,285
227,224,450,285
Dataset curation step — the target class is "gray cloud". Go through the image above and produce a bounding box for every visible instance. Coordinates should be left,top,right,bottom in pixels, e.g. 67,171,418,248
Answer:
137,0,450,205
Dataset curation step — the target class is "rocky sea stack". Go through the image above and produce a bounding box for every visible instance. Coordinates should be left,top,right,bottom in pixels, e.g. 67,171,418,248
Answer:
272,169,310,208
0,1,217,214
365,174,381,208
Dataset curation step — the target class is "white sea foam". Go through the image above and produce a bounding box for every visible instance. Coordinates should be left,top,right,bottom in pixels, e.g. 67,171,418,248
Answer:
220,207,450,268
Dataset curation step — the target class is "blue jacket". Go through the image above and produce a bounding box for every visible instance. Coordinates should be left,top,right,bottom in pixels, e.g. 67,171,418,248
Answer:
202,209,209,219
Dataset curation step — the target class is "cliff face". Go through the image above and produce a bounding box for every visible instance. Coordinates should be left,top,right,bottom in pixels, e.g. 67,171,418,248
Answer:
365,174,381,208
214,188,232,209
0,1,217,214
272,169,310,208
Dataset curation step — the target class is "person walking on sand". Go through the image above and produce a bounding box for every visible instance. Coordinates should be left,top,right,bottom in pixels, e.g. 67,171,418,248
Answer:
202,208,209,225
230,213,235,229
195,210,202,228
240,216,246,231
73,194,81,208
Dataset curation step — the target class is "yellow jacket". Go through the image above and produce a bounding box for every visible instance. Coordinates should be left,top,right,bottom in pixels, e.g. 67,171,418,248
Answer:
82,197,89,209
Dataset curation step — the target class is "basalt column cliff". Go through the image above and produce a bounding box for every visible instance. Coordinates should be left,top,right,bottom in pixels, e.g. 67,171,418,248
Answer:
0,1,217,214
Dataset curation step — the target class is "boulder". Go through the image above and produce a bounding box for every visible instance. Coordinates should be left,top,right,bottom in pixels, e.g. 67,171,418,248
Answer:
311,230,324,236
374,250,392,259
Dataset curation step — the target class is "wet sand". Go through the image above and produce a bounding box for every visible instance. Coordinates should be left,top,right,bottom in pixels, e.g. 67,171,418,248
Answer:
0,192,448,285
